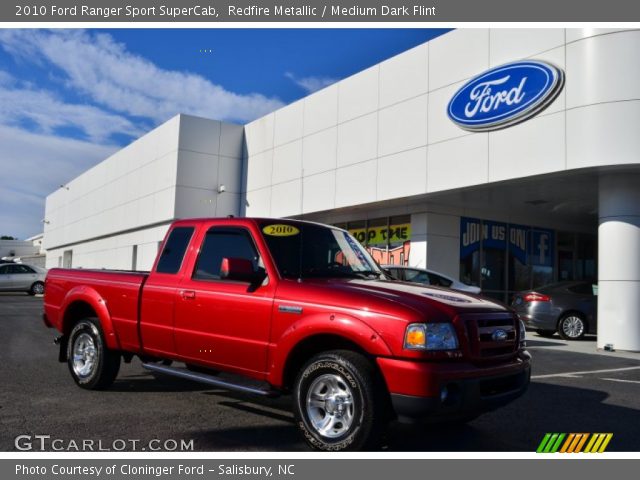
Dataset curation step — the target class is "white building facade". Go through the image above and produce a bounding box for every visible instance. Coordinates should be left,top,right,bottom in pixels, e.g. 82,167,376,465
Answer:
44,28,640,351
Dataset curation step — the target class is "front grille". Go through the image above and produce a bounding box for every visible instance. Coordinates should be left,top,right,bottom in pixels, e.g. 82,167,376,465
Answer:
461,314,518,360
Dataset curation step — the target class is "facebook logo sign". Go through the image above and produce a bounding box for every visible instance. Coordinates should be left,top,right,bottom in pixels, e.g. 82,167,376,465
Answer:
532,230,554,266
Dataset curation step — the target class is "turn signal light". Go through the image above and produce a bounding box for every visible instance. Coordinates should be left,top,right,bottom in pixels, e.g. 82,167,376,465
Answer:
524,292,550,302
405,326,426,347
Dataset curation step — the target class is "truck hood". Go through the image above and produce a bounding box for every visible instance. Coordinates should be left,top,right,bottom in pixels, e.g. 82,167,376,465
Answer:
296,277,509,320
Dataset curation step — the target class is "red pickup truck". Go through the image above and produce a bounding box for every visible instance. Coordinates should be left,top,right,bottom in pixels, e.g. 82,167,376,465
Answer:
43,217,530,451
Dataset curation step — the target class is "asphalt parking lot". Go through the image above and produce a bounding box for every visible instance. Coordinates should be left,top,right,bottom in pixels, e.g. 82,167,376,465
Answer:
1,294,639,452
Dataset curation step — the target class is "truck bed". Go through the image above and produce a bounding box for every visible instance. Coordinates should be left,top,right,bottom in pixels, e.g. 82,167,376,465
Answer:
44,268,149,352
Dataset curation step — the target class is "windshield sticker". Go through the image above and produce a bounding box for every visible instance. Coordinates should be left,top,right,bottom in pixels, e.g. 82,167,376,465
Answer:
342,231,369,265
262,224,300,237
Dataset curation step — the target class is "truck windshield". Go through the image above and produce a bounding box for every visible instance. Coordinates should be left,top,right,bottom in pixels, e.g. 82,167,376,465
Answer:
259,221,383,280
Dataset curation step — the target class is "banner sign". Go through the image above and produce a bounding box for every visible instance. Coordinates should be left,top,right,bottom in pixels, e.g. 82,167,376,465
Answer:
349,223,411,247
460,217,554,266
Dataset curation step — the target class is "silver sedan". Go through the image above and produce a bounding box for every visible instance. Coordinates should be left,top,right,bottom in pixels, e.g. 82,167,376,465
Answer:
0,263,46,295
382,265,482,294
512,281,597,340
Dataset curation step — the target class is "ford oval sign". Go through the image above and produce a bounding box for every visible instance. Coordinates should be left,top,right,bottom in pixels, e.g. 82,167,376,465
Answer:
447,61,564,131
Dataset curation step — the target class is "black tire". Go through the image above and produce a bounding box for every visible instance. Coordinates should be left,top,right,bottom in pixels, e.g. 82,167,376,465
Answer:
29,281,45,296
67,317,120,390
293,350,388,451
558,313,587,340
536,329,556,338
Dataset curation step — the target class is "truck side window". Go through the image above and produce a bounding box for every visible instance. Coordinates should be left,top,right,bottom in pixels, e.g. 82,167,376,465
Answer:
156,227,194,274
193,228,260,281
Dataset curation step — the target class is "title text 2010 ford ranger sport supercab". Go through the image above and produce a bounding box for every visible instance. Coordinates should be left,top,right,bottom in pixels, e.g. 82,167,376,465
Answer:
43,218,530,451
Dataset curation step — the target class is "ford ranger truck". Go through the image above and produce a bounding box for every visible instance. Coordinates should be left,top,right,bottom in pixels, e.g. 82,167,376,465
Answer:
43,218,531,451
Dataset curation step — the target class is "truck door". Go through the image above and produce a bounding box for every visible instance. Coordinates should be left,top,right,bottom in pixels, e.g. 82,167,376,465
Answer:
140,225,196,357
174,225,275,376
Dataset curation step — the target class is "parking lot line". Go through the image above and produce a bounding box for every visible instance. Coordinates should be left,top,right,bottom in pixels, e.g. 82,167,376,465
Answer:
532,365,640,379
601,377,640,384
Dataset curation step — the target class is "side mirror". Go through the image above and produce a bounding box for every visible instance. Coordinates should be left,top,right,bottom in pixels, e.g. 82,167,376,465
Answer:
220,257,264,283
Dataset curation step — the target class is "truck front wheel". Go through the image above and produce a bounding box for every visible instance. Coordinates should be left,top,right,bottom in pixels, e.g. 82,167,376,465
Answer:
67,318,120,390
293,350,387,451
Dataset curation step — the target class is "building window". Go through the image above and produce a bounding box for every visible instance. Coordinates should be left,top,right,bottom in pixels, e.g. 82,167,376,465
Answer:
62,250,73,269
335,215,411,266
460,217,595,303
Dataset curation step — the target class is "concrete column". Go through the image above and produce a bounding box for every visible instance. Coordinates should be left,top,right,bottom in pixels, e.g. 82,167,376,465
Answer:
598,172,640,351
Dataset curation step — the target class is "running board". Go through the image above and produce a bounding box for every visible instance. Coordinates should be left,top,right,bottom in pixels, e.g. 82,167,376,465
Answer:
142,363,279,397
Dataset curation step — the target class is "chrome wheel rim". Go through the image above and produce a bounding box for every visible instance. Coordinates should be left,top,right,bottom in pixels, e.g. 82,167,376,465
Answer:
562,316,584,338
72,333,97,378
33,283,44,294
306,373,355,438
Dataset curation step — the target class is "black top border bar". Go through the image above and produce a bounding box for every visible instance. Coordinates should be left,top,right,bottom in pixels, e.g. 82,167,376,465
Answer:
3,0,640,22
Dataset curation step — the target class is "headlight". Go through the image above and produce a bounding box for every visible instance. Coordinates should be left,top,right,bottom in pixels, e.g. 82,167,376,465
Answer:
519,319,526,342
404,323,459,351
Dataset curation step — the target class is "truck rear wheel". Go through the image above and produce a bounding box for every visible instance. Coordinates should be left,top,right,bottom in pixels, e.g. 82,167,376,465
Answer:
67,317,120,390
293,350,387,451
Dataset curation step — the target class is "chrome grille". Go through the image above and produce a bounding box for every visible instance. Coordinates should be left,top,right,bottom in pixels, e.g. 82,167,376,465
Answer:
461,314,518,360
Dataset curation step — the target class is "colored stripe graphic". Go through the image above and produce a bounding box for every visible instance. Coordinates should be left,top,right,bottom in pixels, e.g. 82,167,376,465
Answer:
598,433,614,453
559,433,575,453
585,433,614,453
584,434,599,452
536,433,552,453
574,433,589,453
538,433,613,453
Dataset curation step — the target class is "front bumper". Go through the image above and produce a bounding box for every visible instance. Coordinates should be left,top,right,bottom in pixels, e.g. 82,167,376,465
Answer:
377,352,531,422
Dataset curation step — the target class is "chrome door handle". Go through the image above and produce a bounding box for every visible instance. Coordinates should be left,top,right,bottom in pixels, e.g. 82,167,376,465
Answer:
180,290,196,300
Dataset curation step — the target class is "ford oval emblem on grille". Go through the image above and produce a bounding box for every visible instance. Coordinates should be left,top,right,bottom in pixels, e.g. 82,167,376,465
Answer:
492,329,509,342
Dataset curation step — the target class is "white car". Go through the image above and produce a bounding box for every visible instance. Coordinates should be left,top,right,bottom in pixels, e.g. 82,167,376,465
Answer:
382,265,481,294
0,263,46,295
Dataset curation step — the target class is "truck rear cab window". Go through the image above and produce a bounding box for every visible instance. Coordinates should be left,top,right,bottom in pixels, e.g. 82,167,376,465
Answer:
193,228,260,280
156,227,194,274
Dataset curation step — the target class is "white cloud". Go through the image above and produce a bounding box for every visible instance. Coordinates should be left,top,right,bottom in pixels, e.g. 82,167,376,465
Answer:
285,71,337,94
0,75,146,142
0,69,14,86
0,29,289,238
0,125,117,238
0,29,284,124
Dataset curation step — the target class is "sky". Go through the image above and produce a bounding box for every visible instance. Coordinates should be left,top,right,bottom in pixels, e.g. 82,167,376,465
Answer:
0,28,449,239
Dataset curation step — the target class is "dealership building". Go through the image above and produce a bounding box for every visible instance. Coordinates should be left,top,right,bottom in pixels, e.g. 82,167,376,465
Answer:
43,28,640,351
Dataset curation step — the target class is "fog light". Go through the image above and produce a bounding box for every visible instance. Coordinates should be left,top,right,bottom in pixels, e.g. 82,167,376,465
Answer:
440,386,449,403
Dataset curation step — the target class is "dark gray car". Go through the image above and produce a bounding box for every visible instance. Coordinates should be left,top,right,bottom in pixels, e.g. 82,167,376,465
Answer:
511,281,597,340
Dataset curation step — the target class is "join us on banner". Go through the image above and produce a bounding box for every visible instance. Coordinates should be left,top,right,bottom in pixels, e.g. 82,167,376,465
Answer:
460,217,554,266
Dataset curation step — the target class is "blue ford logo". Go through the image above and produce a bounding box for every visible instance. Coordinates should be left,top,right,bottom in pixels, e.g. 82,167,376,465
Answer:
447,61,564,131
492,329,509,342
